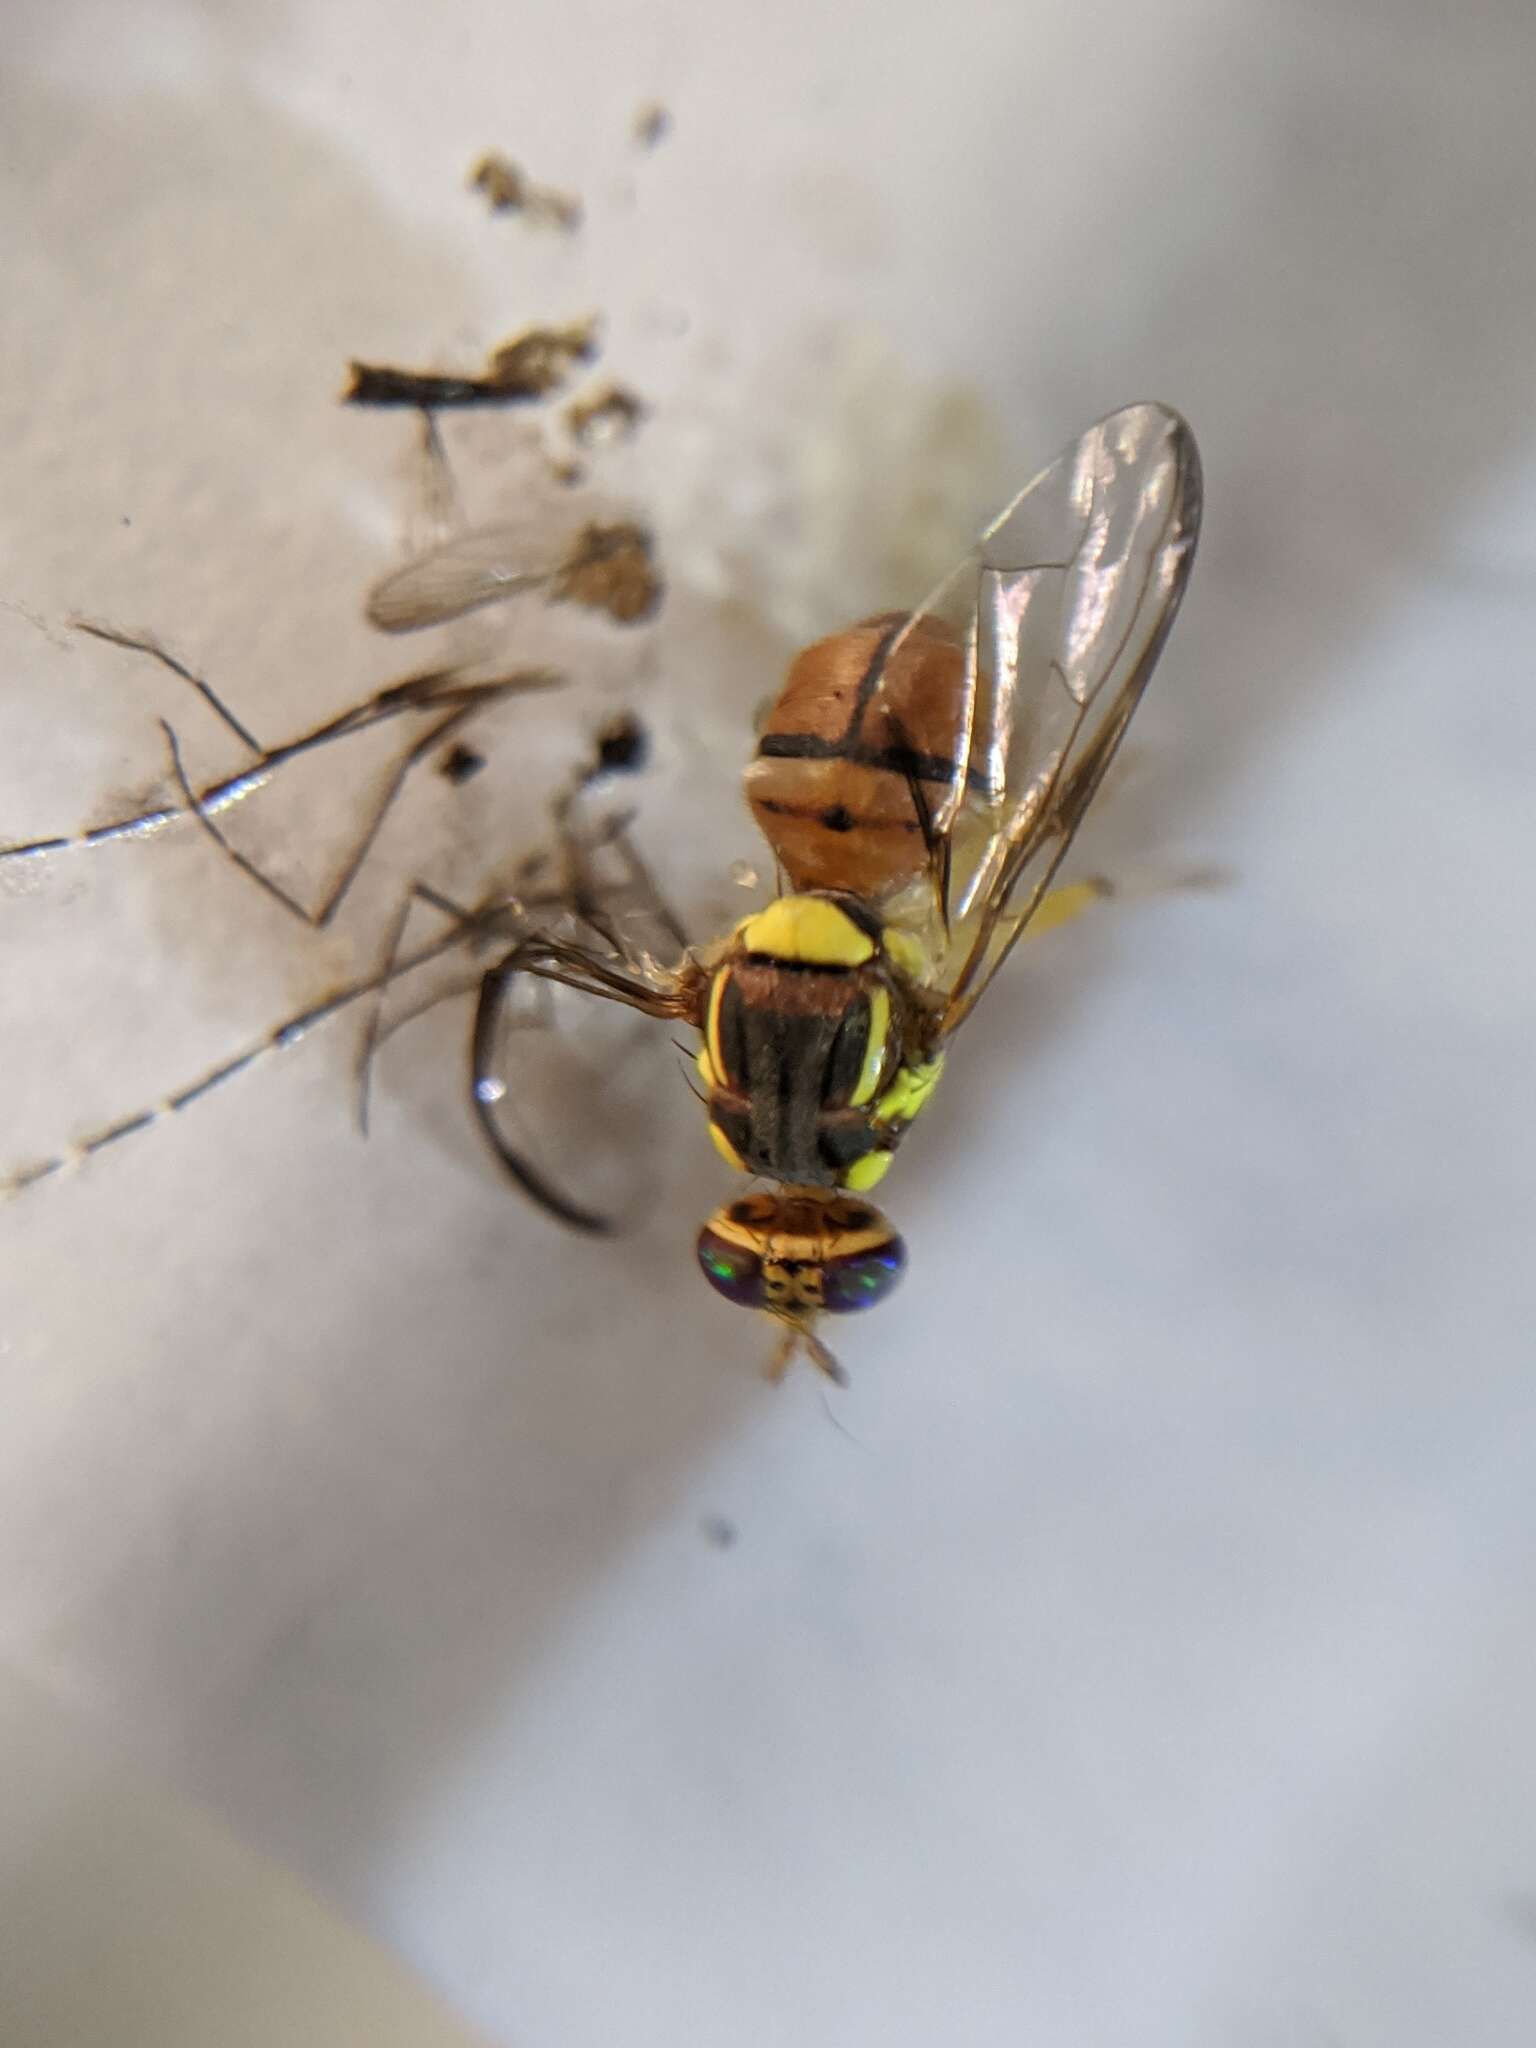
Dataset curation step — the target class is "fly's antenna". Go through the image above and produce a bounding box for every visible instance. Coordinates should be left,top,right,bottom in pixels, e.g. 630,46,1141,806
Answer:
765,1317,848,1389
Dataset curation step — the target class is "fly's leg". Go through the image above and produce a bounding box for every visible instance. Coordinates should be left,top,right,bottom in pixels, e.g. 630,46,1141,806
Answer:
548,789,624,948
470,944,615,1236
2,619,562,927
159,716,315,925
361,805,663,1167
1017,863,1227,944
607,823,689,953
413,409,464,554
1024,876,1115,940
75,620,265,753
0,623,265,865
537,798,683,960
157,682,541,930
354,879,508,1134
0,911,493,1199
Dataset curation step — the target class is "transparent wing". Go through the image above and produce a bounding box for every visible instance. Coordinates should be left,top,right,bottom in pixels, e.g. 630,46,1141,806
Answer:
366,516,571,632
879,402,1201,1034
367,514,663,634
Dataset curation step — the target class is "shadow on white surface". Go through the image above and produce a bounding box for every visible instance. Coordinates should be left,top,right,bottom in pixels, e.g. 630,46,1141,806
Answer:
0,1665,487,2046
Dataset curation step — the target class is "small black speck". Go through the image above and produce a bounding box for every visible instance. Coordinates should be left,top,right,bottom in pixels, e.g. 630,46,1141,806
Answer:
120,515,132,527
700,1514,737,1550
594,713,648,776
820,804,854,832
440,742,486,785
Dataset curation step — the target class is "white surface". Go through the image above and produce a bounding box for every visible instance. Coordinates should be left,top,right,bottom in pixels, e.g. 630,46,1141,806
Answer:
4,3,1536,2045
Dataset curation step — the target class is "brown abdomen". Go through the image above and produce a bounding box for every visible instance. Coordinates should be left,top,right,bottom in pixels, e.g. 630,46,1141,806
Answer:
743,612,965,897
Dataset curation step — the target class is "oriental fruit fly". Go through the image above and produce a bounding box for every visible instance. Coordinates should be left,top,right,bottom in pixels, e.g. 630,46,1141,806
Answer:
3,404,1200,1385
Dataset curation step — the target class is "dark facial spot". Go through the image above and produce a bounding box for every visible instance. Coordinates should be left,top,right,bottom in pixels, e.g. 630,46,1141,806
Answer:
820,804,854,832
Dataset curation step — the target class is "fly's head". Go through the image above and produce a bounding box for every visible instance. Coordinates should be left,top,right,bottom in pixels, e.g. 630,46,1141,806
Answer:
694,1187,906,1384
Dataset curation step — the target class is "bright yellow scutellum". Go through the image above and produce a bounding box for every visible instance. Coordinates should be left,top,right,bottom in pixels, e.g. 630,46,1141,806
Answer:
737,896,875,967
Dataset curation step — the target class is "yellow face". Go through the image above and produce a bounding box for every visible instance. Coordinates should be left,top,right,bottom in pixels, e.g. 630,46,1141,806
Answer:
694,894,945,1194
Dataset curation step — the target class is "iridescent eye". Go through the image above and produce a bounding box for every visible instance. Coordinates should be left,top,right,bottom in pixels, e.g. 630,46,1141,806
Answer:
821,1235,906,1313
696,1225,763,1309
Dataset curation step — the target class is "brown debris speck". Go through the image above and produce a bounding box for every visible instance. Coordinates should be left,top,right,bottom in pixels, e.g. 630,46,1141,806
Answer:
343,318,599,410
552,522,663,625
467,151,582,232
633,103,671,151
439,742,486,786
592,712,649,777
566,384,646,448
484,318,600,397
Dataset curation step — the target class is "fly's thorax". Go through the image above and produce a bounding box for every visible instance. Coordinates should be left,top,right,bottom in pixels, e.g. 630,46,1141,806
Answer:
694,892,944,1191
696,1188,906,1319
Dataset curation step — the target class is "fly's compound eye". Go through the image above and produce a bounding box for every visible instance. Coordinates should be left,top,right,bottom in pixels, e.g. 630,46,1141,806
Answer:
821,1233,906,1313
696,1223,764,1309
697,1196,906,1316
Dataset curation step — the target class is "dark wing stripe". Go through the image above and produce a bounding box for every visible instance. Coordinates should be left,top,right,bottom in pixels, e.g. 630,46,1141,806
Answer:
756,733,961,784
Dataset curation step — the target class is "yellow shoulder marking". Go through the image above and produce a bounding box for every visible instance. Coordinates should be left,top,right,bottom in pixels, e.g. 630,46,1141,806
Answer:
708,1122,746,1171
849,986,891,1107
